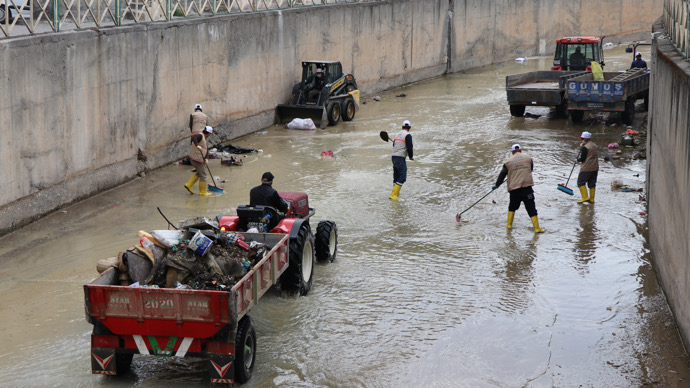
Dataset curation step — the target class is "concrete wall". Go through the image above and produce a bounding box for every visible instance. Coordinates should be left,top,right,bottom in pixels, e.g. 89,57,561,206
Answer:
0,0,663,236
647,26,690,349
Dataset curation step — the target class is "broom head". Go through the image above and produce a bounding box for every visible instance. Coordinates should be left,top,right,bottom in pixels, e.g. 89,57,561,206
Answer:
557,184,574,195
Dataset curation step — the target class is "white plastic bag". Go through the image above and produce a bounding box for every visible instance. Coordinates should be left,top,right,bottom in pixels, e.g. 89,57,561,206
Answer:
286,118,317,130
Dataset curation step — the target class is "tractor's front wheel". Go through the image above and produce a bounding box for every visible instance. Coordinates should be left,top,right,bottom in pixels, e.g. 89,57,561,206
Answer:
315,221,338,262
234,316,256,384
342,99,356,122
327,102,341,126
285,222,315,295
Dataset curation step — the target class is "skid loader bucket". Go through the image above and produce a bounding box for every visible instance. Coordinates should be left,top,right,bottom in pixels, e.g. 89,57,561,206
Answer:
276,104,328,129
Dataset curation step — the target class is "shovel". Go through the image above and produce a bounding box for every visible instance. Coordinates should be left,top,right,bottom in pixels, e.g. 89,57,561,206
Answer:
379,131,391,142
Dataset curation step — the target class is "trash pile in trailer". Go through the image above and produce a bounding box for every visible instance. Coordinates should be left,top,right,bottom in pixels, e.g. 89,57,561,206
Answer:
95,216,268,291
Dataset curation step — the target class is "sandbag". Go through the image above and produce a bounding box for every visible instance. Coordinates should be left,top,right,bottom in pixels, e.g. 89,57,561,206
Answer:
591,62,604,81
97,256,120,274
286,118,316,130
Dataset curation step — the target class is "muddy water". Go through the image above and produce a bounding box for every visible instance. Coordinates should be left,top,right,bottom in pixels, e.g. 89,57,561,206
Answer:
2,45,689,387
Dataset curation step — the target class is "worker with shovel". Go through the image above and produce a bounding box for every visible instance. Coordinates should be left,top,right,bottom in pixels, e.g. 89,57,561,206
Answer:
389,120,414,200
493,144,544,233
576,131,599,204
184,126,214,196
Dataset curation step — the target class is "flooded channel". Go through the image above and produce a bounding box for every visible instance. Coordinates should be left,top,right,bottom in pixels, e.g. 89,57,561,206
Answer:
1,45,689,387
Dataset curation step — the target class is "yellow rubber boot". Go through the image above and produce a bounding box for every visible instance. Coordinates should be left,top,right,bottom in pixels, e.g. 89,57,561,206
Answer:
389,184,401,200
577,186,590,203
184,175,198,194
589,187,596,203
507,211,515,229
199,181,212,196
530,216,545,233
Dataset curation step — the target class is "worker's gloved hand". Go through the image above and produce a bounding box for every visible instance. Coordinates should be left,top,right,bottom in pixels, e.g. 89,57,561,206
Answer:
492,185,497,190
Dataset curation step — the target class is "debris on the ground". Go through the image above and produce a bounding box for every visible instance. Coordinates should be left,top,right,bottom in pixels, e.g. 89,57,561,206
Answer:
320,150,335,159
396,93,407,97
222,155,244,166
95,220,268,291
611,179,644,192
373,96,381,101
285,118,317,130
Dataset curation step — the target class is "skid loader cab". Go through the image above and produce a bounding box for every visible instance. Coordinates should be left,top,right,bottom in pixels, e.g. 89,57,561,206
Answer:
552,36,605,71
277,60,359,128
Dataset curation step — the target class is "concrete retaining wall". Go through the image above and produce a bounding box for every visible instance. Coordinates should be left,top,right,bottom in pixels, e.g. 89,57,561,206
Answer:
647,27,690,349
0,0,663,236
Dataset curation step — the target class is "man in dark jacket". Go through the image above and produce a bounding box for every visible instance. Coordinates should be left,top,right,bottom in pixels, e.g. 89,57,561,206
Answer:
630,52,648,70
250,172,288,213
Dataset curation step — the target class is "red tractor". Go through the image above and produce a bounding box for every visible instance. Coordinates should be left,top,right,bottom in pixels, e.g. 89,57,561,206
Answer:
217,192,338,295
551,36,605,72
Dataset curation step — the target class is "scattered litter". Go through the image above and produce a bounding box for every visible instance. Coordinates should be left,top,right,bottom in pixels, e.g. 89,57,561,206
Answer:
373,96,381,101
285,118,316,130
626,128,639,135
222,155,243,166
320,150,335,159
639,212,647,216
214,144,258,154
608,143,620,149
515,57,528,63
524,113,541,119
396,93,407,98
492,200,496,204
261,131,268,135
603,42,614,48
611,179,643,192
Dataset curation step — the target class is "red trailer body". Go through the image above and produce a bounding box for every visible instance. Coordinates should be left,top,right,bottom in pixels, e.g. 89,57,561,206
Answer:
84,233,290,384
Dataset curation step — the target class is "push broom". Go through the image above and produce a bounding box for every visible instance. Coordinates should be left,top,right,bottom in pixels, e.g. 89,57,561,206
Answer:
557,157,578,196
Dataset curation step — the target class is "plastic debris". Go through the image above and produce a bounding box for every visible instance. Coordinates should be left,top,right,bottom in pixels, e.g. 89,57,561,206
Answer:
285,118,317,130
608,143,620,148
515,57,528,63
320,150,335,159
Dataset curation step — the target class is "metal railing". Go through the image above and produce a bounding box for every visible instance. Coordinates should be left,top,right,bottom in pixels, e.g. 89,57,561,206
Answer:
0,0,379,38
665,0,690,58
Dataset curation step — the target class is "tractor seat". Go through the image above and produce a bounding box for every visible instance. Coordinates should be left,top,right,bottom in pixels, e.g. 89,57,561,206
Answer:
236,205,282,232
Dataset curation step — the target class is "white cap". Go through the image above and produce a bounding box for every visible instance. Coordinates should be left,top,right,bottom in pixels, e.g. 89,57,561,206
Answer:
402,120,411,128
195,104,202,110
204,126,213,134
316,68,322,73
511,144,521,151
579,131,591,139
635,52,642,57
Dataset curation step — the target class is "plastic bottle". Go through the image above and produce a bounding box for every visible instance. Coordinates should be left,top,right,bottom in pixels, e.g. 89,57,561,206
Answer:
140,237,154,250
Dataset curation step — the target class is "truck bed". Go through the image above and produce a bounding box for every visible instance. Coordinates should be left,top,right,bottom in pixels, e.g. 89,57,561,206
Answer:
566,69,649,103
506,70,587,105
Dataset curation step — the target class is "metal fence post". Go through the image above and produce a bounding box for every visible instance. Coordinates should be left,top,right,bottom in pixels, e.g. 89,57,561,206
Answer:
53,0,59,32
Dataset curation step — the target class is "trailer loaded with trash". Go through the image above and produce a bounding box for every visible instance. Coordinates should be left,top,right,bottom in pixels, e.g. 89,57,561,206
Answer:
84,193,338,385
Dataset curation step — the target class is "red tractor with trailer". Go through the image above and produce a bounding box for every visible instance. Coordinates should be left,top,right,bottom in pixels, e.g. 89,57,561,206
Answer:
84,192,337,385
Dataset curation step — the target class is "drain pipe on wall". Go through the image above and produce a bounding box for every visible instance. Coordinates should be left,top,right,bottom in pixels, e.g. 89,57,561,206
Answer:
446,0,454,73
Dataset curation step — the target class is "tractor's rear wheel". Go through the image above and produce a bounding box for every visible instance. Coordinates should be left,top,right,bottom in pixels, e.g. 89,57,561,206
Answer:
285,222,315,295
509,105,525,117
327,102,341,126
623,98,635,125
570,110,585,123
315,221,338,262
234,316,256,384
342,99,356,122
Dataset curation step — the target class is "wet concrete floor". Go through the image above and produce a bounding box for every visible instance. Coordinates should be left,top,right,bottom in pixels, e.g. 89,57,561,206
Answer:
1,46,689,387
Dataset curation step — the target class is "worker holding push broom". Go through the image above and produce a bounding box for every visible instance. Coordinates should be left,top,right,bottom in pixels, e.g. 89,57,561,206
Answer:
576,131,599,204
184,126,214,196
493,144,544,233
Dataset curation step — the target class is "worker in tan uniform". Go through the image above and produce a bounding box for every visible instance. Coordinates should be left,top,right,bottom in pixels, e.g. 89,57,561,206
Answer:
184,126,213,196
493,144,544,233
190,104,207,134
576,131,599,203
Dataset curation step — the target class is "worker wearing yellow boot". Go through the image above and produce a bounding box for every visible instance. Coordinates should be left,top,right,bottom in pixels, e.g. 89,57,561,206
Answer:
576,131,599,204
493,144,544,233
390,120,414,200
184,126,213,196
